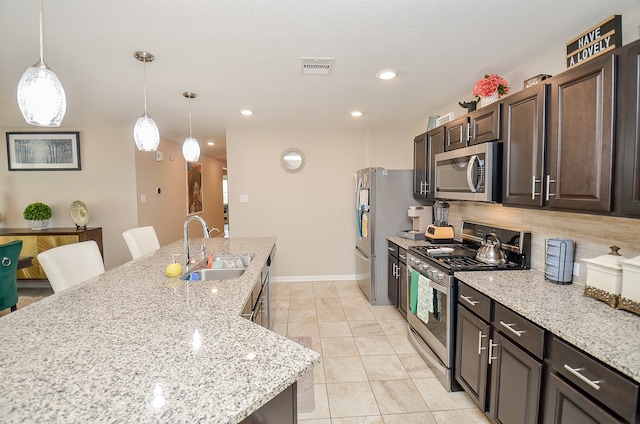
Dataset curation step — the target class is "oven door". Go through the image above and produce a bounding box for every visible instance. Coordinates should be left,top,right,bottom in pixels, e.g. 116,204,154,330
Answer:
407,265,452,368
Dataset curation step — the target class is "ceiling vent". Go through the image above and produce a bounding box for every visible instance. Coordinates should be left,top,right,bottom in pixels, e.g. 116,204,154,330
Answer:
301,57,335,75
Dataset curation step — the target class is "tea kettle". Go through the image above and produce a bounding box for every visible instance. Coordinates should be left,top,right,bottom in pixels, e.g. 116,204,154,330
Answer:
476,233,507,265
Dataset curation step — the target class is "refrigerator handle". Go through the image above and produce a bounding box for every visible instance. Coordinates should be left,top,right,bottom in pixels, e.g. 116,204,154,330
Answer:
355,247,370,263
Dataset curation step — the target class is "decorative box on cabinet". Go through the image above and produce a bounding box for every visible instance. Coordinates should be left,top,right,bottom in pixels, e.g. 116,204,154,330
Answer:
0,227,104,281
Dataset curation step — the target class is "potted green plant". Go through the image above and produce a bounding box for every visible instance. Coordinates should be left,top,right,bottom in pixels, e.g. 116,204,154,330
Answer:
23,202,52,230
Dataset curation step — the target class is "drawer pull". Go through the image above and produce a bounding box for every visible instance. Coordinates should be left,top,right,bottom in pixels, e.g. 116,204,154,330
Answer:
499,320,526,337
478,331,487,355
488,339,499,365
563,364,602,391
460,294,479,306
388,247,395,252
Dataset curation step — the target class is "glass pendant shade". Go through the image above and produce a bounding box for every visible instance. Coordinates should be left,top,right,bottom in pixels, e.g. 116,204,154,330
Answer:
17,60,66,127
134,113,160,151
182,136,200,162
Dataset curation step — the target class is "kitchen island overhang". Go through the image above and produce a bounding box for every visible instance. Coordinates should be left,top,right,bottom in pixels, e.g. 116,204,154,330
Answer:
0,237,319,423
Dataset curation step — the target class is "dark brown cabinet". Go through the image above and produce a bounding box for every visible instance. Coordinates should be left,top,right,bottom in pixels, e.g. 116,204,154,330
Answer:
547,52,616,212
456,282,544,424
413,132,429,198
469,103,501,146
544,336,639,424
445,116,469,151
387,241,407,319
456,304,490,409
502,84,548,206
621,40,640,214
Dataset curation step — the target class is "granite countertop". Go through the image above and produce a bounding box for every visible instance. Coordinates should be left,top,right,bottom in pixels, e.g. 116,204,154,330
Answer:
386,235,430,251
455,269,640,383
0,237,320,423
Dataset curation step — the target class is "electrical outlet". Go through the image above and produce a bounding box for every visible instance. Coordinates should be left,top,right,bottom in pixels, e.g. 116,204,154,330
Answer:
573,262,580,276
140,194,147,204
240,194,249,203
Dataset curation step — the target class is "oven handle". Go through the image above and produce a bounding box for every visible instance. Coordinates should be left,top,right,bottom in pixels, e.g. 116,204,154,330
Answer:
409,265,449,294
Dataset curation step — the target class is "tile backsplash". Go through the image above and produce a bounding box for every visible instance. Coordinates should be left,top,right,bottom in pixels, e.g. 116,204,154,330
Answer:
447,202,640,285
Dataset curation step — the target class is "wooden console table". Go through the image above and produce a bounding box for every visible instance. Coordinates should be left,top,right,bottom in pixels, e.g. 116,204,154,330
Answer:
0,227,103,281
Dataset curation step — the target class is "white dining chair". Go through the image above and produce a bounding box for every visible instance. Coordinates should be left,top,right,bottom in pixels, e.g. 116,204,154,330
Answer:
122,226,160,260
37,240,105,294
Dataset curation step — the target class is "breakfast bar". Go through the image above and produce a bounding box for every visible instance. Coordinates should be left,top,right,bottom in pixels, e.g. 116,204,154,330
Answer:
0,237,320,423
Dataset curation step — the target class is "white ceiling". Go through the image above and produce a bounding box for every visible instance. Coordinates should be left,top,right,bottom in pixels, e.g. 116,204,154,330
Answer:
1,0,637,162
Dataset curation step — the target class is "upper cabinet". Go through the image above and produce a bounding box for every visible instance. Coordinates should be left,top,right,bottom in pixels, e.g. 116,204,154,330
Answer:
622,40,640,214
547,52,616,212
444,103,501,152
413,132,429,199
413,128,443,200
502,84,548,207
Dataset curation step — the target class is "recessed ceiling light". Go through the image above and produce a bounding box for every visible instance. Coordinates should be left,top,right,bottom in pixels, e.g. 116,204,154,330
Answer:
240,109,253,116
351,111,363,117
376,69,398,80
207,141,215,146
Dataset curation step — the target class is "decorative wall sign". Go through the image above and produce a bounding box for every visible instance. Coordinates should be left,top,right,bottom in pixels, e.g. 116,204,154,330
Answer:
566,15,621,68
186,161,203,215
6,132,81,171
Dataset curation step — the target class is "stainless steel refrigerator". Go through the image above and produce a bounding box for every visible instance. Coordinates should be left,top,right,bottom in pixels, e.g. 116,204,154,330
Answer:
355,168,416,305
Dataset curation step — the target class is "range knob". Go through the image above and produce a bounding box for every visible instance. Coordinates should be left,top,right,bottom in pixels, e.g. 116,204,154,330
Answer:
437,272,445,281
413,259,421,265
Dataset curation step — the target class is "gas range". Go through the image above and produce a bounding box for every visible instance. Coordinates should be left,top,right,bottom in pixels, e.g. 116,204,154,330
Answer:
408,221,531,275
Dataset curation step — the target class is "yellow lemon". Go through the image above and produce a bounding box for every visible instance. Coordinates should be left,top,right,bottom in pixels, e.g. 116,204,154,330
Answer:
165,263,183,277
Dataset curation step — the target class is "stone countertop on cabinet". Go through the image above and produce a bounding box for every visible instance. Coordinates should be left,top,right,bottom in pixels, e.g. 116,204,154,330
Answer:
387,235,430,251
0,237,320,423
455,269,640,383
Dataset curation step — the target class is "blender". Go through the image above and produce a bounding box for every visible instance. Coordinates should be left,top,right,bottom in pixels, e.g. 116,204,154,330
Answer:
425,201,455,243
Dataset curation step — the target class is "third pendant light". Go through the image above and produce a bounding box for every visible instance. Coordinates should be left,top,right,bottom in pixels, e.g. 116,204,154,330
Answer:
182,92,200,162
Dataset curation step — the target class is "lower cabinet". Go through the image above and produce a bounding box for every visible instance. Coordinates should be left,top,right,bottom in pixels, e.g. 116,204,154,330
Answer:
544,336,639,424
387,241,408,319
456,282,544,424
240,382,297,424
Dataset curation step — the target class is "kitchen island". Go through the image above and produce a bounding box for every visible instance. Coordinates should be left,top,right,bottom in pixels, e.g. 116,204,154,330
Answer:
0,237,320,423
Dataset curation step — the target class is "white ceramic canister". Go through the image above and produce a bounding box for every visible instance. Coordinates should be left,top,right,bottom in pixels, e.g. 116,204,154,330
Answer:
582,246,627,308
619,255,640,315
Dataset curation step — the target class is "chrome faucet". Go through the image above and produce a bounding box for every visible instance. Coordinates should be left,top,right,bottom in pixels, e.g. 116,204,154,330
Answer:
183,215,210,267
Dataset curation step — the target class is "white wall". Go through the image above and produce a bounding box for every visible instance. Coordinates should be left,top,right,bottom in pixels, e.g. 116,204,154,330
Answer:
134,140,226,247
226,128,410,280
0,126,138,269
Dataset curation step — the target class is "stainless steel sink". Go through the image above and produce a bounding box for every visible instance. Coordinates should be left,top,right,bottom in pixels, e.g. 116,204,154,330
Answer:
181,254,254,281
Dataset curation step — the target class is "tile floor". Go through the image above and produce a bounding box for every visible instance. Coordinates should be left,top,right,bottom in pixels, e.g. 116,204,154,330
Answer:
271,280,490,424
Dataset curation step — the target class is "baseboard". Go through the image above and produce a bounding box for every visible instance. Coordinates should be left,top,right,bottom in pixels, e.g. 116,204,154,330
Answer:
272,274,355,283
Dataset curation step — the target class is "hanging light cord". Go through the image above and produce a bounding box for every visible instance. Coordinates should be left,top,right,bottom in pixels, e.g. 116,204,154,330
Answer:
188,97,193,138
142,58,148,114
39,0,45,62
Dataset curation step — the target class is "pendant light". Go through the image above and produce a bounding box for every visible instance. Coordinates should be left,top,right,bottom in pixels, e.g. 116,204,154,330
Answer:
133,51,160,151
182,92,200,162
17,0,66,127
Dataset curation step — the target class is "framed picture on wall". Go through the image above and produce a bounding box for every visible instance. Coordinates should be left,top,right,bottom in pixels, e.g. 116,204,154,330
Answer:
187,161,203,215
6,131,81,171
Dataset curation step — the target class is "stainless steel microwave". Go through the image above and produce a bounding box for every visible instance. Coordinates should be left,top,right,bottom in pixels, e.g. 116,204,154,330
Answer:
434,142,502,202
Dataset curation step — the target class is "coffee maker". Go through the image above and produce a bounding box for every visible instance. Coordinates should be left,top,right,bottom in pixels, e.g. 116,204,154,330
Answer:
399,205,431,240
425,201,455,243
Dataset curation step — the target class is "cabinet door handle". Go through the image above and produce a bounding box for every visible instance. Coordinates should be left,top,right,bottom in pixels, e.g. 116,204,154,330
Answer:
399,254,406,260
499,320,526,337
546,175,556,201
478,331,487,355
460,294,479,306
488,339,499,365
388,247,395,253
532,176,541,199
425,181,430,194
563,365,602,391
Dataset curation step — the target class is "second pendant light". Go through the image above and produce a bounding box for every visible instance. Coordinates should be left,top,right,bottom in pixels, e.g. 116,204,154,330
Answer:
182,92,200,162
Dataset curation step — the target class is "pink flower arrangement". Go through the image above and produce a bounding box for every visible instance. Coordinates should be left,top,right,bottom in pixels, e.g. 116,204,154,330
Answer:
473,74,510,100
